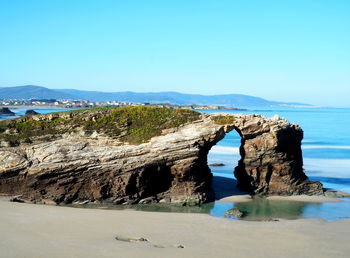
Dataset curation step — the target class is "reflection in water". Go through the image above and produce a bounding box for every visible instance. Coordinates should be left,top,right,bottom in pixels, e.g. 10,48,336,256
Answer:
234,198,317,220
210,197,350,221
131,203,214,213
63,197,350,221
66,202,214,214
209,198,318,221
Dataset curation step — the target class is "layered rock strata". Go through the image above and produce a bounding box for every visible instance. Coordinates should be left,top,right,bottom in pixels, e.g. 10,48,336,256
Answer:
0,108,323,205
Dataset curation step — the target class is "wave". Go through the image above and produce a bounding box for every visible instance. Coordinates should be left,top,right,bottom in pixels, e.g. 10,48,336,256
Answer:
302,145,350,150
209,146,240,155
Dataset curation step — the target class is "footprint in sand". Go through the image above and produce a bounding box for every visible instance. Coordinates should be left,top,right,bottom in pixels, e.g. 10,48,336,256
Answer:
115,236,184,248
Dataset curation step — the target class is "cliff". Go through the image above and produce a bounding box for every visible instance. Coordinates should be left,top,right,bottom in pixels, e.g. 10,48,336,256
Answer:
0,107,323,205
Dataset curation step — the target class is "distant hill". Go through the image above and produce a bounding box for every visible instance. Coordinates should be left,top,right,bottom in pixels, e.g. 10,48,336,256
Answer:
0,85,310,107
56,89,280,106
0,85,75,100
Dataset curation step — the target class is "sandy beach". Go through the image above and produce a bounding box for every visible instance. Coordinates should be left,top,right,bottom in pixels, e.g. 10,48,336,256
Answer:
0,199,349,258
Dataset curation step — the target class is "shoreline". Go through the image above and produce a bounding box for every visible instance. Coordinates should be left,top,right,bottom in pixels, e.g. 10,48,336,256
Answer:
0,199,349,258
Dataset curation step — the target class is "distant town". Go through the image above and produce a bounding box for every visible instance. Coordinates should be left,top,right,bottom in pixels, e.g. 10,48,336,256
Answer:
0,98,245,111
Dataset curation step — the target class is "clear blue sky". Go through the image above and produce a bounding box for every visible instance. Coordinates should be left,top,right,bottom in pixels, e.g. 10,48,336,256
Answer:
0,0,349,107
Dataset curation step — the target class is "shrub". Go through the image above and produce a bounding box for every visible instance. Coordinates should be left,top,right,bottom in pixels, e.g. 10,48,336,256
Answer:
211,115,235,125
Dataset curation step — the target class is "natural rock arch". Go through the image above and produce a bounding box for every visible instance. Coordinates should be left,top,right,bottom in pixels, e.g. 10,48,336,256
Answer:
210,114,322,196
0,110,323,205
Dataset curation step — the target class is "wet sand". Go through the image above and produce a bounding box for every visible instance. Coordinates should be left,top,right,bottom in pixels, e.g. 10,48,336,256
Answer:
0,199,349,258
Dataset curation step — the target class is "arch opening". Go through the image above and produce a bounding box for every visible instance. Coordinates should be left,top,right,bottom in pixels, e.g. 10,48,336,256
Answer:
207,128,245,200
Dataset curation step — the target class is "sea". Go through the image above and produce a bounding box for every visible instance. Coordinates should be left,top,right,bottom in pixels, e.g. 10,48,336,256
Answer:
1,107,350,221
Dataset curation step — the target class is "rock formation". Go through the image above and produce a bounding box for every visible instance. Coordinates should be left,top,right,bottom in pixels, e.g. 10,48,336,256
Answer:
25,109,40,116
229,114,322,195
0,107,323,205
225,208,246,218
0,107,15,116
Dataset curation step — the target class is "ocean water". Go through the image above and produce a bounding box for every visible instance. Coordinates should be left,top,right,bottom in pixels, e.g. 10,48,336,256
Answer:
1,107,350,220
0,108,74,121
205,108,350,220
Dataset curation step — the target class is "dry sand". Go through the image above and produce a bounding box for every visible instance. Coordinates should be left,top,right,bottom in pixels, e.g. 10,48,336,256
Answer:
0,199,349,258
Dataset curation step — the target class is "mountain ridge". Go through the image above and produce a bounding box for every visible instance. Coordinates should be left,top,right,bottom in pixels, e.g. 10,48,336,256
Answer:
0,85,310,107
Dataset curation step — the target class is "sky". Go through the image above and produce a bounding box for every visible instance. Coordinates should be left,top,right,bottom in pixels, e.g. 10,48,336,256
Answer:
0,0,349,107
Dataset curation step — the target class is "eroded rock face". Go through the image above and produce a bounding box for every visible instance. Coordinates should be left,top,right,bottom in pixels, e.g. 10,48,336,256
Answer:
0,111,323,204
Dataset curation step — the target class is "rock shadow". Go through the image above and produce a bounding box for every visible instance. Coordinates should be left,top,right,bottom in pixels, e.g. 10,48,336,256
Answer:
212,175,246,200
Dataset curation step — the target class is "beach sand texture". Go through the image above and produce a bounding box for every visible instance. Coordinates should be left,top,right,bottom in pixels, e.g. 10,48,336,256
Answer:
0,199,349,258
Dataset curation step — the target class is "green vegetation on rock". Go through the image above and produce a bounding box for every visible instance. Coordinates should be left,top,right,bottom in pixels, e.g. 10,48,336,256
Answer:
211,115,235,125
0,106,201,146
83,106,200,144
